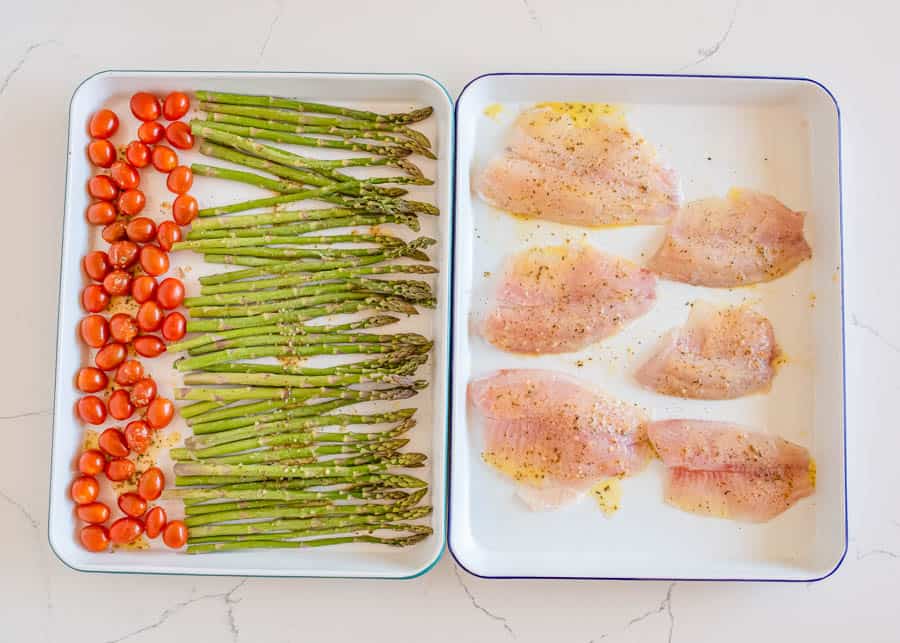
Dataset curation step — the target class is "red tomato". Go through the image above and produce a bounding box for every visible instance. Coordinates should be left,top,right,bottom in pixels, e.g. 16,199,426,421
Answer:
98,428,129,458
140,245,169,276
118,492,148,518
156,278,185,309
86,201,117,225
101,221,127,243
125,140,151,168
162,520,188,548
131,275,158,303
145,398,174,429
163,92,190,120
76,501,110,524
108,240,139,269
172,194,198,225
110,161,140,190
144,506,166,538
79,314,109,348
133,335,166,358
124,419,152,453
138,121,165,144
105,458,136,482
125,215,155,242
166,166,193,194
77,395,106,425
87,139,116,168
87,175,118,200
130,92,162,121
165,122,194,150
108,313,138,343
77,449,106,476
114,359,144,386
136,301,164,332
81,284,109,313
82,250,111,281
76,367,108,393
130,378,157,407
95,342,127,371
156,221,182,251
89,109,119,138
107,388,134,421
118,189,146,216
102,270,131,296
151,145,178,172
70,475,100,504
161,312,187,341
80,524,110,551
137,467,165,500
109,517,143,544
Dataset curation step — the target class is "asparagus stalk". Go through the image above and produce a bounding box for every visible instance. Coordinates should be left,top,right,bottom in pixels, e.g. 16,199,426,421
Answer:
187,522,431,545
187,216,419,240
198,351,428,378
179,400,222,420
187,532,429,553
174,453,427,481
175,472,428,490
187,280,434,308
186,331,430,354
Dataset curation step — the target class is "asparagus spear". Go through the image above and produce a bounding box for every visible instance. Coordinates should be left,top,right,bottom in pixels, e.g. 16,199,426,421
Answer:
187,522,431,545
175,472,428,490
187,532,429,553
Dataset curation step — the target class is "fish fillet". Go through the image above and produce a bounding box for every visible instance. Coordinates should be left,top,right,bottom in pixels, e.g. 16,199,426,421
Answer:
648,188,812,287
475,103,680,226
648,419,814,522
478,244,657,354
635,302,778,399
468,369,651,510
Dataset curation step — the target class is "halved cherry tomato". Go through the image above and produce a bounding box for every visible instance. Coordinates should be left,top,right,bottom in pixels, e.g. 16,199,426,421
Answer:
76,367,108,393
77,449,106,476
102,270,131,296
114,359,144,386
156,278,185,309
82,250,111,281
140,245,169,276
163,92,190,120
118,189,146,216
133,335,166,358
109,161,140,190
136,301,164,332
125,140,151,168
165,122,194,150
87,175,118,200
144,506,166,538
105,458,136,482
124,419,152,453
151,145,178,172
156,221,182,251
86,201,117,225
145,398,174,429
82,285,109,313
108,313,138,343
161,312,187,341
166,166,193,194
87,139,116,168
95,342,127,371
130,378,157,408
98,428,129,458
130,92,161,121
162,520,188,548
89,109,119,139
131,275,158,303
79,314,109,348
77,395,106,425
137,467,165,500
109,517,143,544
172,194,198,225
102,221,127,243
118,492,148,518
138,121,165,144
108,240,139,269
70,475,100,504
76,501,110,524
80,524,110,551
125,216,155,242
107,388,134,421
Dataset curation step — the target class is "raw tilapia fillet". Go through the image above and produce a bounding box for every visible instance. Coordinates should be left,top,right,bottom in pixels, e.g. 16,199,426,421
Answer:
468,369,651,510
648,188,812,287
475,103,680,226
478,244,657,354
636,302,778,399
647,419,814,522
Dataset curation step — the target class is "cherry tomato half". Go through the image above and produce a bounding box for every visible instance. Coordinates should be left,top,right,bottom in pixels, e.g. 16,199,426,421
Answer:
76,367,108,393
172,194,198,226
86,201,117,225
77,449,106,476
131,275,158,304
144,506,166,538
145,398,174,429
136,301,164,332
89,109,119,139
79,524,110,551
82,250,111,281
166,166,193,194
125,140,151,169
133,335,166,358
138,121,165,144
79,314,109,348
140,245,169,277
108,240,139,269
87,139,116,168
105,458,136,482
70,475,100,504
156,221,182,251
125,215,155,242
162,520,188,548
165,121,194,150
107,388,134,421
161,312,187,341
130,378,157,408
77,395,107,425
137,467,165,501
76,501,110,524
109,160,140,190
163,92,190,120
82,285,109,313
95,342,127,371
156,278,185,309
124,419,152,453
102,270,131,296
109,517,143,544
101,221,127,243
151,145,178,173
87,175,118,200
98,428,129,458
114,359,144,386
118,492,148,518
108,314,138,343
130,92,162,121
118,189,146,216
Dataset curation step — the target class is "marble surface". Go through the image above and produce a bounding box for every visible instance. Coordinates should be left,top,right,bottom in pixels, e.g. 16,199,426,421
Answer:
2,0,898,640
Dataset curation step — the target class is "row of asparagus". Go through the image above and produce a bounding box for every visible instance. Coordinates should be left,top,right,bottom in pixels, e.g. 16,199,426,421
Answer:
165,91,438,554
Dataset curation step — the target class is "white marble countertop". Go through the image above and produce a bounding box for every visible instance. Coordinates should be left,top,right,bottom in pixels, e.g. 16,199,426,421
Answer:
3,0,898,640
